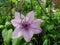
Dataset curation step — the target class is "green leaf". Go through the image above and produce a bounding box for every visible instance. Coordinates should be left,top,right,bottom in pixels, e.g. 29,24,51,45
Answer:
0,25,4,29
12,36,34,45
11,0,17,3
2,29,13,45
23,42,34,45
43,39,50,45
53,42,57,45
5,21,12,29
25,0,30,3
12,36,23,45
47,25,54,31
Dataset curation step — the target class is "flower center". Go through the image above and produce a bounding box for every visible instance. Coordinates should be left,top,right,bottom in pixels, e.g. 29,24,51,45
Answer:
21,22,30,30
23,24,28,28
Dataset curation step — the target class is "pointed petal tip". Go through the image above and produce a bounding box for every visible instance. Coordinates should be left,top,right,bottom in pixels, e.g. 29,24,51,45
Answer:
40,19,43,23
22,30,33,42
15,12,20,19
25,38,31,42
15,12,25,20
40,28,42,33
15,12,20,15
38,19,43,23
29,11,34,14
26,11,34,22
28,11,34,14
11,19,20,27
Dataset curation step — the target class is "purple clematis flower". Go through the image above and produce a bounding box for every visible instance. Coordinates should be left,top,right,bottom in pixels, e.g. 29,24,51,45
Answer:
11,11,43,42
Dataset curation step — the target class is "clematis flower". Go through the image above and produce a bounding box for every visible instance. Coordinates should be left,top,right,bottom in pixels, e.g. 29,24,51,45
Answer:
11,11,43,42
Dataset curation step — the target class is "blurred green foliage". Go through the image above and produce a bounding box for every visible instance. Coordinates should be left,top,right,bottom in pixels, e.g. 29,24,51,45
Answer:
0,0,60,45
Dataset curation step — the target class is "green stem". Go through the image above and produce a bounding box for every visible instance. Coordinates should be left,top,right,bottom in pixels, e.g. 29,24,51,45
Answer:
37,0,47,15
30,0,33,10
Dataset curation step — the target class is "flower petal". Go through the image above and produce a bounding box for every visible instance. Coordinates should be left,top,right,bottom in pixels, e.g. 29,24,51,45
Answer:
12,27,22,39
15,12,25,20
30,27,42,34
15,12,20,19
26,11,34,22
30,19,43,34
11,19,21,27
22,30,33,42
31,19,43,27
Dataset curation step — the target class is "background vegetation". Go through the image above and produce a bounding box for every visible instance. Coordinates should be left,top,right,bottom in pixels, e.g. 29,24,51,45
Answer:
0,0,60,45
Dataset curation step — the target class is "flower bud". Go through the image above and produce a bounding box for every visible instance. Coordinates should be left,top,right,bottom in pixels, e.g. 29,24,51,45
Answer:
5,8,8,13
18,5,22,12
